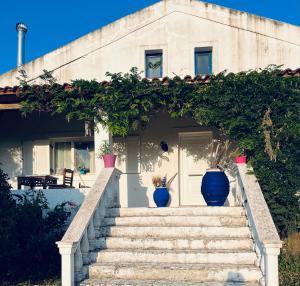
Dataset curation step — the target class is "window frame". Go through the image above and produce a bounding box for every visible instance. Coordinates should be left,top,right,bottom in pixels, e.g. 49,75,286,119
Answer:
50,137,95,175
145,49,163,78
194,47,213,76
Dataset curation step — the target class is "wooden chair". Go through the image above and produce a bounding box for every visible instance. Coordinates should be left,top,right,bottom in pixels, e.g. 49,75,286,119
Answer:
48,168,74,189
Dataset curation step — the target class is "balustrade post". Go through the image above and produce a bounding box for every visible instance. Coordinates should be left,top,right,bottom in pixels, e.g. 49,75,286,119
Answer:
113,172,121,207
263,244,281,286
235,175,242,206
57,242,77,286
87,220,96,250
93,207,101,238
74,244,83,283
81,230,90,265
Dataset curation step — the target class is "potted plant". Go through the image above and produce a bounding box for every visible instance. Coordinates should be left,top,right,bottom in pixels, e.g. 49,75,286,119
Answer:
98,141,117,168
201,139,230,206
78,163,87,174
233,148,247,164
152,174,177,207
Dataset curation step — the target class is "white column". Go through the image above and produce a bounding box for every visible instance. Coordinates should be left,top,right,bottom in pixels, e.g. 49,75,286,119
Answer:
94,122,110,174
263,244,281,286
56,242,77,286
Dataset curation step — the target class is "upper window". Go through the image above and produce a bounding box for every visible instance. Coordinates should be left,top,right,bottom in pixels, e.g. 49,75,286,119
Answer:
145,50,163,78
195,47,212,76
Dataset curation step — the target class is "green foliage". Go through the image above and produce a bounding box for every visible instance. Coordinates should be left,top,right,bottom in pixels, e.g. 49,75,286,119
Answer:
279,252,300,286
0,168,70,284
20,66,300,234
98,140,113,155
0,167,17,282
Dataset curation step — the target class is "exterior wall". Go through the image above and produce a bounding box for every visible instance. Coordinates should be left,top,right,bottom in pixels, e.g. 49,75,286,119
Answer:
0,139,23,185
0,0,299,86
11,188,86,209
0,110,97,188
114,113,235,207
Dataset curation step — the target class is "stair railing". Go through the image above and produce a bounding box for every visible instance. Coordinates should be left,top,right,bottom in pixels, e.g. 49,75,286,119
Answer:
56,168,122,286
235,163,282,286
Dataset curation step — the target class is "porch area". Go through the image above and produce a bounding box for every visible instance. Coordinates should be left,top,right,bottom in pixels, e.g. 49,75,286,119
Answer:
1,110,238,208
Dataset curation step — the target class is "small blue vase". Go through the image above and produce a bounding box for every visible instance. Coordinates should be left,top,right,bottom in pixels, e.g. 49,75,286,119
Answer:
201,169,229,206
153,187,169,207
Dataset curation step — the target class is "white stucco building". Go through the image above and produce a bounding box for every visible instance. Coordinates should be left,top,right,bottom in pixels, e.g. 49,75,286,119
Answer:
0,0,300,207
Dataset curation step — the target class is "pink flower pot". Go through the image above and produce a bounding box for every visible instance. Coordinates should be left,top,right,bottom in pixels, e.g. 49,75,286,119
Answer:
235,155,247,164
102,154,117,168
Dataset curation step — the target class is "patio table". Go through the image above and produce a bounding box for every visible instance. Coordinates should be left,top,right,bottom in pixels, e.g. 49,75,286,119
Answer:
17,175,58,189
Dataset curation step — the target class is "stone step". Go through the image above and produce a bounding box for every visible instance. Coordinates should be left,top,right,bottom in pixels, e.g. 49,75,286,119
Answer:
94,249,257,265
103,216,247,227
97,237,254,251
99,226,251,239
106,207,245,218
88,262,262,283
81,278,260,286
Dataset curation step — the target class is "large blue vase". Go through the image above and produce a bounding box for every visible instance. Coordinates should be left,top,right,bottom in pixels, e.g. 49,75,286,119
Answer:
153,187,169,207
201,169,230,206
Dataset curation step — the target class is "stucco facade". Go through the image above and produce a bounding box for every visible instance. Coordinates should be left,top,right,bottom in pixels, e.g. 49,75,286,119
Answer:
0,0,300,86
0,0,299,206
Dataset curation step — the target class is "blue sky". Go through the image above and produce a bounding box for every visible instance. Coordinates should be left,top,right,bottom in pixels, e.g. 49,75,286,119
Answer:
0,0,299,75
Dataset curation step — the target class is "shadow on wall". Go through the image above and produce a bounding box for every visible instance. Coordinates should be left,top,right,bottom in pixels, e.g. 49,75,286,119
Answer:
127,174,149,207
114,138,174,207
140,141,171,172
0,145,23,184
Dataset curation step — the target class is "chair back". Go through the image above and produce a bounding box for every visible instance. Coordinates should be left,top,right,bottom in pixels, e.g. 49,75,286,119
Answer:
63,168,74,187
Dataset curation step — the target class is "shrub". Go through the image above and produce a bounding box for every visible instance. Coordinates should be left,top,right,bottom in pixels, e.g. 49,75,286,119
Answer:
0,168,70,284
279,252,300,286
0,167,17,282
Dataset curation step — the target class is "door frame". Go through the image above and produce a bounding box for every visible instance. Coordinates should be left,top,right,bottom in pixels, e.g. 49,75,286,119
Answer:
178,131,213,206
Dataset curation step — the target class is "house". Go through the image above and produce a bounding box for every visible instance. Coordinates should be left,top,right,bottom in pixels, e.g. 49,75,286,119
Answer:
0,1,298,285
1,0,299,206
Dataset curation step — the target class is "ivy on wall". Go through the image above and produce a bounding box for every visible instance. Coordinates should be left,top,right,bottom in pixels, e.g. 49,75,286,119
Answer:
20,66,300,234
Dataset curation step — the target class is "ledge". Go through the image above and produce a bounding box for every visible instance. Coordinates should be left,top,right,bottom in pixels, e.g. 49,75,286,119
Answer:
237,164,282,248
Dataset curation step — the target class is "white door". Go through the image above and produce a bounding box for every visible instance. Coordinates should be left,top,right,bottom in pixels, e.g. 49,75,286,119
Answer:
179,132,213,206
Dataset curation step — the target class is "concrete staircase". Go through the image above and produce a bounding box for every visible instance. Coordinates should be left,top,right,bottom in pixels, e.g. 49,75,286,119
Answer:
81,207,263,286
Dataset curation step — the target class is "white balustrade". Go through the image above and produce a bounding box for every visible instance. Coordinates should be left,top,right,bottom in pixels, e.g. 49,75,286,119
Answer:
235,163,282,286
56,168,122,286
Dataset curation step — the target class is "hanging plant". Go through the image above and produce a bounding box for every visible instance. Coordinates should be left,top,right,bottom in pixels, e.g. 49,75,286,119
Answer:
18,66,300,233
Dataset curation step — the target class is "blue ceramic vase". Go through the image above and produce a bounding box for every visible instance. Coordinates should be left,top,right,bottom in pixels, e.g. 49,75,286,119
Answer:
201,169,229,206
153,187,169,207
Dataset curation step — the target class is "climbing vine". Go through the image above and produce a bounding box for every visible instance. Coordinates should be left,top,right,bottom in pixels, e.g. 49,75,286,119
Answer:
20,66,300,234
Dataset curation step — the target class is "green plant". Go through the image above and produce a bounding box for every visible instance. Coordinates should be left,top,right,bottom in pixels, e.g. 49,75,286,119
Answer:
0,166,17,283
279,251,300,286
19,66,300,234
77,163,86,170
98,141,113,156
230,147,245,158
0,167,71,285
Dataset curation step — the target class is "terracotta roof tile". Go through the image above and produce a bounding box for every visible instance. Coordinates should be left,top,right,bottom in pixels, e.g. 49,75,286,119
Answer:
0,68,299,108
